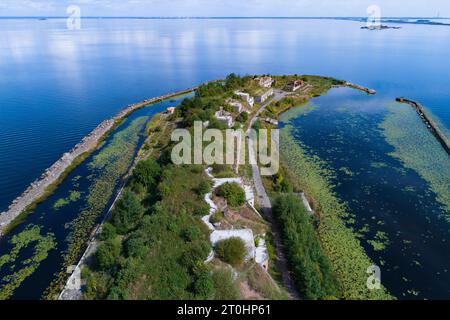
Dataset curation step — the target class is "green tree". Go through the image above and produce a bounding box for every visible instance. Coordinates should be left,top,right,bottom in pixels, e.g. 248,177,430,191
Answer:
215,237,246,267
237,112,249,123
212,269,240,300
216,182,246,207
273,194,340,299
99,222,117,241
132,158,161,190
112,190,144,234
196,180,211,196
95,238,121,271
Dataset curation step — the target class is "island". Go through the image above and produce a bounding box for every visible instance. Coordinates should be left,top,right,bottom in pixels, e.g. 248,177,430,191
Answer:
2,73,407,300
31,74,391,301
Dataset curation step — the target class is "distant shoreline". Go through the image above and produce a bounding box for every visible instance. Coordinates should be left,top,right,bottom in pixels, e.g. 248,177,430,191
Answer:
0,16,449,20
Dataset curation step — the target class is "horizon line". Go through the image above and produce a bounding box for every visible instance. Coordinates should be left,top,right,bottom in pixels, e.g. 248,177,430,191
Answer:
0,16,448,19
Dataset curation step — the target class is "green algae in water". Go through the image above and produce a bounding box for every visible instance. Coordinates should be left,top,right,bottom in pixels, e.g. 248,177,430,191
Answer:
280,125,393,300
0,225,56,299
367,231,390,252
53,190,82,210
44,116,149,298
279,102,316,123
380,102,450,220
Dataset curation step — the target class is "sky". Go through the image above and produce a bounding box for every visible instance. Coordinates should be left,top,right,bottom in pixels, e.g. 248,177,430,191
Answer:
0,0,449,17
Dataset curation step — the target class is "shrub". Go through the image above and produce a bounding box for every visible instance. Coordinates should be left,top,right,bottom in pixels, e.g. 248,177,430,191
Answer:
237,112,249,123
181,225,202,242
99,222,117,241
132,158,161,190
196,180,211,196
215,237,246,267
210,211,224,224
95,238,121,271
193,205,210,217
112,190,144,234
194,271,215,299
273,194,340,299
212,269,240,300
216,182,245,207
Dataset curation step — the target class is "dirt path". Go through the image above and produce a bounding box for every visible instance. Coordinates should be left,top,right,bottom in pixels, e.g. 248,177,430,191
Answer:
246,91,300,300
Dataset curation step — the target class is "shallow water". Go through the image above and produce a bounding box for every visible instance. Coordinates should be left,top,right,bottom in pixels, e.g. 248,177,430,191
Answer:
281,87,450,299
0,96,186,299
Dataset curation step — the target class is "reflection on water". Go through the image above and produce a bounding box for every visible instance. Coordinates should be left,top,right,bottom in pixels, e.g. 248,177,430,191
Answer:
1,18,450,212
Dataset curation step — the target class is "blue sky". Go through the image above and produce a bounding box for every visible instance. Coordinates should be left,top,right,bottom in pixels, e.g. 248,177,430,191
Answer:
0,0,449,17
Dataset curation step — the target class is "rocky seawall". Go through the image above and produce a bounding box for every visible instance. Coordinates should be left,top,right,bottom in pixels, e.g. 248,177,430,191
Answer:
0,87,196,236
343,82,377,94
396,97,450,155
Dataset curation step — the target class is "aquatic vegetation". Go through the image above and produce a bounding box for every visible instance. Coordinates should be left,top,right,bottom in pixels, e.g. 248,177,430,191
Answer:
279,126,393,300
0,225,56,299
339,167,354,177
371,162,388,169
53,190,82,210
380,103,450,219
44,116,149,298
367,231,390,252
68,191,81,202
53,198,69,210
279,102,316,123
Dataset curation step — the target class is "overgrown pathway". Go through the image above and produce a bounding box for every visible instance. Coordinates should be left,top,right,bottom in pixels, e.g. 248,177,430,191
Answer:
246,91,300,300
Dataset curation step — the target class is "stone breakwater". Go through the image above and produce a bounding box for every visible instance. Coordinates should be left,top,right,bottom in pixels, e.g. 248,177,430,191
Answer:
343,82,377,94
0,87,196,236
396,97,450,155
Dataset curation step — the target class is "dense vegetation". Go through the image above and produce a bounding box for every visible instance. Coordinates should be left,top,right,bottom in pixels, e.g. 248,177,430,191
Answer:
272,194,340,299
175,73,253,130
65,73,366,301
216,182,246,207
83,159,220,299
215,237,247,267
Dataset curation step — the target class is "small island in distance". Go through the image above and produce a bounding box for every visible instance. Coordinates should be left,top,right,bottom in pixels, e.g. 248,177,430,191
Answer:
361,25,402,30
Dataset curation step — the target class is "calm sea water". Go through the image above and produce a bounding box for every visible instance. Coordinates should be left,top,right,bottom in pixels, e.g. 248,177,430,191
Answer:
0,18,449,299
1,18,450,213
